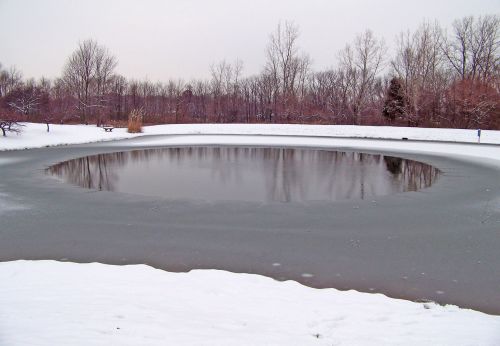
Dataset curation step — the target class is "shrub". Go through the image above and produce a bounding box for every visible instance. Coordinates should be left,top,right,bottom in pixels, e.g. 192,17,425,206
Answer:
127,108,144,133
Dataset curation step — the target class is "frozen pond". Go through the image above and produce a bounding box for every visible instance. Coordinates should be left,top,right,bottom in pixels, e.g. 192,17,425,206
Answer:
2,139,499,313
47,147,440,202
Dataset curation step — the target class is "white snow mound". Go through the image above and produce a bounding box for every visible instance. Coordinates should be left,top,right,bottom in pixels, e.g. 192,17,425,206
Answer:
0,260,499,346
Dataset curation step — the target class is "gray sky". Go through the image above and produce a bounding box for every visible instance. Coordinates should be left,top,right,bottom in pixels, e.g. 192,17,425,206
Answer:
0,0,498,81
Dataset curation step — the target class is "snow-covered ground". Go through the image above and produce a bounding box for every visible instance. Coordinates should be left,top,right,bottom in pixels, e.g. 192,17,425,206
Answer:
0,122,499,152
1,261,499,346
0,122,135,151
1,123,500,345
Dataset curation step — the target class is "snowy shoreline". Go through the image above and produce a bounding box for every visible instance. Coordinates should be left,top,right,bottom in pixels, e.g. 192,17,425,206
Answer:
1,122,499,153
1,260,499,346
2,123,500,169
1,123,500,345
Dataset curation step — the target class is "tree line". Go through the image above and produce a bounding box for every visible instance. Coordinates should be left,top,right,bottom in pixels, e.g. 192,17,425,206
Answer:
0,15,498,132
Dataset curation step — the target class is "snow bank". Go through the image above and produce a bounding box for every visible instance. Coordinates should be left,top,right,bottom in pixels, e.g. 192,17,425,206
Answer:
1,123,499,151
142,123,500,144
0,123,134,151
1,260,499,346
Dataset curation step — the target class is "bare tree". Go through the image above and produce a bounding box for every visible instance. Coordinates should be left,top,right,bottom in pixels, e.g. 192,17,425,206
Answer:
0,16,497,131
471,15,499,82
0,63,6,98
94,46,118,125
0,119,24,137
109,74,128,121
0,65,23,98
210,60,231,121
266,21,299,95
339,30,386,124
442,15,499,82
5,85,42,116
166,79,185,123
265,21,310,119
392,22,446,125
62,39,117,123
209,60,244,122
441,78,498,128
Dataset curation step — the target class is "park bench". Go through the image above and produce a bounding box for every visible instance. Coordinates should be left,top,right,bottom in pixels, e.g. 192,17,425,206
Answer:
103,125,114,132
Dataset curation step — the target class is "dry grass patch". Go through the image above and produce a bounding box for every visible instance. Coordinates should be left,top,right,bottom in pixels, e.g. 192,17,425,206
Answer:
127,108,144,133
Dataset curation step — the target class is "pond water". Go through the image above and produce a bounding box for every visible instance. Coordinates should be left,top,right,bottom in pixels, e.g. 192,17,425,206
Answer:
47,147,440,203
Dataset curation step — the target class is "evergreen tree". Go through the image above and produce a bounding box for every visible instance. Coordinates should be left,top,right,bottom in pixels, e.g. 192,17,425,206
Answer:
382,78,406,121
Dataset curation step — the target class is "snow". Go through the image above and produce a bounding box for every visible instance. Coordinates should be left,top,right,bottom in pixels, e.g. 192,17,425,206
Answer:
1,123,500,344
1,260,499,346
0,122,499,152
0,123,135,151
141,123,500,144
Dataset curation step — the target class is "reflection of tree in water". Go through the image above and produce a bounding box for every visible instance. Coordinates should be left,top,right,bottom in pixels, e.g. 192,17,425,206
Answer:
47,148,440,202
48,152,127,191
384,157,402,175
384,156,440,192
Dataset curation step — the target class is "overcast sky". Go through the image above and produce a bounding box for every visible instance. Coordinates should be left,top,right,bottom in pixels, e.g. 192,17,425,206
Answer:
0,0,498,81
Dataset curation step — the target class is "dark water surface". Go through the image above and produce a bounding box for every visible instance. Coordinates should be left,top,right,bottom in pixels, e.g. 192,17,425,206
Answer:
47,147,440,202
